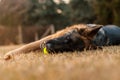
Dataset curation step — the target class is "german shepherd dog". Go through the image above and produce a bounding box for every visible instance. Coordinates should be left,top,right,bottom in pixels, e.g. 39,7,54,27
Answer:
4,24,120,60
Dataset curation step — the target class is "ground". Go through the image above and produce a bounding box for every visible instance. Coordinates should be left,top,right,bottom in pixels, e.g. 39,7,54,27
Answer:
0,45,120,80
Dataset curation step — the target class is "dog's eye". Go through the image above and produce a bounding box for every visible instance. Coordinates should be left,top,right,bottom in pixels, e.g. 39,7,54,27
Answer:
64,36,71,43
66,36,70,40
64,39,69,43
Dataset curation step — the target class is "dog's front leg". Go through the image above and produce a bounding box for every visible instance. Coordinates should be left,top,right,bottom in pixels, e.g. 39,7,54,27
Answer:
3,34,54,60
4,40,42,60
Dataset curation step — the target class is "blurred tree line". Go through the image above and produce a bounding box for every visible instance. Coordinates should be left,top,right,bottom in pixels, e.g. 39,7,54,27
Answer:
0,0,120,29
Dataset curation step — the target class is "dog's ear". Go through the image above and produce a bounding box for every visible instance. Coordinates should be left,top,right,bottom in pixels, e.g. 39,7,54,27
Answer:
86,25,103,39
78,25,103,39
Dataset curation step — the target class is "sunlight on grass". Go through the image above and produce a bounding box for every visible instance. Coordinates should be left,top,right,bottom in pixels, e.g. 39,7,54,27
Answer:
0,45,120,80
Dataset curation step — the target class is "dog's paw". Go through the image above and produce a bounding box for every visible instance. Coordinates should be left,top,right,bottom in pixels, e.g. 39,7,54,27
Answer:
4,54,12,60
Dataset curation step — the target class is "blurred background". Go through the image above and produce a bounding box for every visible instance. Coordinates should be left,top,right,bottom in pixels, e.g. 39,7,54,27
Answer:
0,0,120,45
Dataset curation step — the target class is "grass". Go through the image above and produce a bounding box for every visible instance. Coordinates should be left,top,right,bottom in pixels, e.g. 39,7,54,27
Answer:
0,45,120,80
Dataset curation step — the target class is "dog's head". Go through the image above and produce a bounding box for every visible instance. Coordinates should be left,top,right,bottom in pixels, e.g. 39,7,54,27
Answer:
43,24,102,53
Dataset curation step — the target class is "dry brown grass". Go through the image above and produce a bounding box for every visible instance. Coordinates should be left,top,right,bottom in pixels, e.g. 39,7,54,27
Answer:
0,45,120,80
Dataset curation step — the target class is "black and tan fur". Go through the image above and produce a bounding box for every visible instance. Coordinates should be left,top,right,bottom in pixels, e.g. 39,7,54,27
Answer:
4,24,102,60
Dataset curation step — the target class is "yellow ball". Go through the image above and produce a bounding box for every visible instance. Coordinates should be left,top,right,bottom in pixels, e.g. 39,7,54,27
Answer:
43,47,48,55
